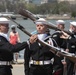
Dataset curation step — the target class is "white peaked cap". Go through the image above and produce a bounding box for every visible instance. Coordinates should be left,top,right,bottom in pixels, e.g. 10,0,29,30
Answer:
37,18,46,21
35,18,47,25
0,17,9,24
70,21,76,26
56,20,65,25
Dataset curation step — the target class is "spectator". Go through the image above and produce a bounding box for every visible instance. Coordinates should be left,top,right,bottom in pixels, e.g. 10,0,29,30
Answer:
9,25,20,63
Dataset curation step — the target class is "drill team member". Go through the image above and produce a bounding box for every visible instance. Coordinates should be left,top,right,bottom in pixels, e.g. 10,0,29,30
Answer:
52,20,67,75
24,18,57,75
59,21,76,75
66,21,76,75
0,17,35,75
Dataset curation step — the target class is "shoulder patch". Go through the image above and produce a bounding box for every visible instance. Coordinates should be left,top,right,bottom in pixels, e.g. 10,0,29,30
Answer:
74,35,76,38
0,37,2,42
71,45,75,48
52,35,57,37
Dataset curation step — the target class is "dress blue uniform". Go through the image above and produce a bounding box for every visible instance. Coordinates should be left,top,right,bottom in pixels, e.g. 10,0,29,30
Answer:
52,20,66,75
66,21,76,75
52,31,67,75
24,18,58,75
0,17,29,75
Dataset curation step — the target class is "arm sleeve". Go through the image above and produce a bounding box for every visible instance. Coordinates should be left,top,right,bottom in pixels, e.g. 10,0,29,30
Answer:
68,37,76,44
24,45,30,75
0,41,28,53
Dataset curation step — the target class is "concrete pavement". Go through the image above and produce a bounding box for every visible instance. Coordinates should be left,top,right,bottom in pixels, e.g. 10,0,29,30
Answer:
12,59,25,75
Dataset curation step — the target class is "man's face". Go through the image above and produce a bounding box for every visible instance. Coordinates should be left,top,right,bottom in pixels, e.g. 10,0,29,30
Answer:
72,25,76,32
36,24,47,34
57,24,65,30
0,23,9,33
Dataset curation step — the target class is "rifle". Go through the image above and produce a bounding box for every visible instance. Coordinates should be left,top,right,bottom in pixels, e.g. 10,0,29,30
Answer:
42,39,76,63
7,16,76,63
19,8,73,35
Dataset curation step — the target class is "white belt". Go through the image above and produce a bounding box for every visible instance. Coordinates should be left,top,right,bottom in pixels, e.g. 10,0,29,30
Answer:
30,60,52,65
0,61,12,65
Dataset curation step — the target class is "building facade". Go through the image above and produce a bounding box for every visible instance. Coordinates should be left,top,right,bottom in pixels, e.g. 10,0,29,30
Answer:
58,0,76,4
25,0,76,5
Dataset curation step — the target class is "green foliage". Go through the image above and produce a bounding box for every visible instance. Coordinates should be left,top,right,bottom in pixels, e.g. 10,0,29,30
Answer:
0,0,75,15
26,3,37,13
71,12,76,18
58,1,70,13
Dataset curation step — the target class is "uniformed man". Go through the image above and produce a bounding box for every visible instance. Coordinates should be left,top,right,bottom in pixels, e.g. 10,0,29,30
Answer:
0,17,35,75
24,18,56,75
52,20,67,75
65,21,76,75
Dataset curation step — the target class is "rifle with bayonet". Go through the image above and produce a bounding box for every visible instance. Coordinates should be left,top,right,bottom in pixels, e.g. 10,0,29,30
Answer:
6,16,76,63
19,8,73,35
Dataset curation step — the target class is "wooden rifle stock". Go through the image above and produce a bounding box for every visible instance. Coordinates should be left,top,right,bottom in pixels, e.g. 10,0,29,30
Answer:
19,8,36,21
19,8,73,35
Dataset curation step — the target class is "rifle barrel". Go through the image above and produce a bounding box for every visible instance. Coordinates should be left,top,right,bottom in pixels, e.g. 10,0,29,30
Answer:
6,16,32,37
19,9,73,36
